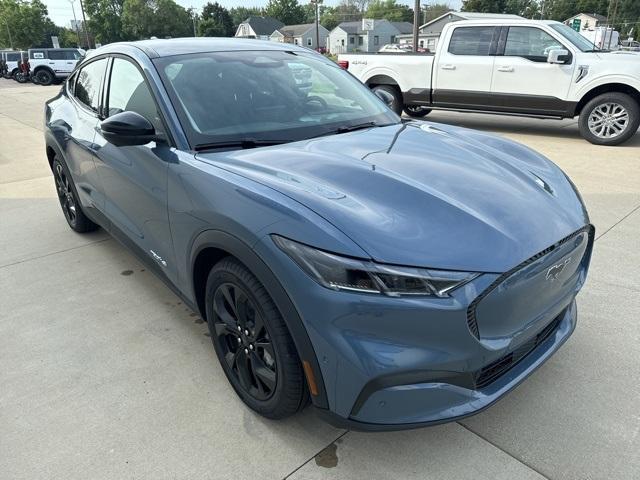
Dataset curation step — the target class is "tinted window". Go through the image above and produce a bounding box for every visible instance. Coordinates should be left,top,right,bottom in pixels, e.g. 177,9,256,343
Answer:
156,50,396,147
107,58,163,132
6,53,20,61
75,58,107,112
504,27,564,62
448,27,496,55
48,50,81,60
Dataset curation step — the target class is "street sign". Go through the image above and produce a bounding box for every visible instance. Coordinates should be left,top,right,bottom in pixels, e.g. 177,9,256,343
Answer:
572,18,581,32
362,18,375,31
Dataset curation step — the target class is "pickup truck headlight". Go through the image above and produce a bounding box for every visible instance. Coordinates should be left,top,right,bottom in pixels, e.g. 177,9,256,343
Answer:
272,235,477,297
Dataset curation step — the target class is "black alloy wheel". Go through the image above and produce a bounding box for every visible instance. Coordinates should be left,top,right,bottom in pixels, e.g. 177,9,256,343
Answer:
205,257,307,419
52,158,98,233
36,69,53,86
212,282,277,400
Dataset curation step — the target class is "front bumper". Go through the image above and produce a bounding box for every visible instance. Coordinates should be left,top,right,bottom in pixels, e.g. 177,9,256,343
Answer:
254,225,593,430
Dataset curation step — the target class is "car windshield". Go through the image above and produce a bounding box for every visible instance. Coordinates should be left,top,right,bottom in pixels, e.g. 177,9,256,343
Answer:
550,23,600,51
154,50,399,149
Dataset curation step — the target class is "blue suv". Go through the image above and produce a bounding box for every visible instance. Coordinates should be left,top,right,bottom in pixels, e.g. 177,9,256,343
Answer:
44,39,593,430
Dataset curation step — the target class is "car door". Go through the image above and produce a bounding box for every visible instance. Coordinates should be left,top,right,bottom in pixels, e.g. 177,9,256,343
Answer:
93,56,176,280
432,25,499,109
64,57,109,213
490,26,576,115
46,49,66,75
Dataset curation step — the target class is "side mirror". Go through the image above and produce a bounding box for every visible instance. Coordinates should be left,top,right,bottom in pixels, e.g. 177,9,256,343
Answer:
547,48,570,64
99,111,160,147
374,88,395,109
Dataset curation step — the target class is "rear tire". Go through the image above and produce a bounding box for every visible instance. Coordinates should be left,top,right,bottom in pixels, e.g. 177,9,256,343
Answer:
578,92,640,146
205,257,308,419
372,84,403,116
52,157,99,233
404,105,432,118
35,69,54,86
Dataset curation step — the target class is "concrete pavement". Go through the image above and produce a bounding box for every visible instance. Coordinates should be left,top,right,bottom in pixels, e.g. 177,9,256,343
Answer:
1,79,639,479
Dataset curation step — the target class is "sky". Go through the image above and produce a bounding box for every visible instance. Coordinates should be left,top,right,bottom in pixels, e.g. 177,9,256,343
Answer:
44,0,464,27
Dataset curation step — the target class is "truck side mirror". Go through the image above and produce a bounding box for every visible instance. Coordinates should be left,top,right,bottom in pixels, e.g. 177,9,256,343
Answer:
547,49,570,64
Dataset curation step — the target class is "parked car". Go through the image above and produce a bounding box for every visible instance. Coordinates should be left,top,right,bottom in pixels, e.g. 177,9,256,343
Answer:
339,19,640,145
28,48,84,85
378,44,412,53
0,50,25,79
45,38,593,430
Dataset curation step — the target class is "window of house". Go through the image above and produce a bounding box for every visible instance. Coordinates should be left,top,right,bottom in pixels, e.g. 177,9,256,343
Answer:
358,36,364,46
374,36,379,45
341,39,345,46
448,26,497,55
74,58,107,112
307,37,312,46
349,36,354,44
294,38,298,45
504,27,564,62
419,40,424,47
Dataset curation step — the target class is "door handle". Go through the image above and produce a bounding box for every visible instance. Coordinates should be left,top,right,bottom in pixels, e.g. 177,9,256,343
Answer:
441,64,456,70
497,66,514,72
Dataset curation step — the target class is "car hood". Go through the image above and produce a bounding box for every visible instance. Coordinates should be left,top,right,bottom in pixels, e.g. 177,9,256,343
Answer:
196,122,588,272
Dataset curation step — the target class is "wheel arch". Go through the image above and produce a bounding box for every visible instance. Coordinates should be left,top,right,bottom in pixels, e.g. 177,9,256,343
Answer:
365,74,401,90
33,65,54,74
189,229,329,409
575,83,640,116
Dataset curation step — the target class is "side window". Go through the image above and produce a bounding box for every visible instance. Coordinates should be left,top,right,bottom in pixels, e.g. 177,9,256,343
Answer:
75,58,107,112
107,58,163,133
504,27,564,62
448,26,496,55
48,50,65,60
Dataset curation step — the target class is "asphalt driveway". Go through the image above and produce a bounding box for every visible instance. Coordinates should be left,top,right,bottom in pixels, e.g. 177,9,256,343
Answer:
1,80,638,479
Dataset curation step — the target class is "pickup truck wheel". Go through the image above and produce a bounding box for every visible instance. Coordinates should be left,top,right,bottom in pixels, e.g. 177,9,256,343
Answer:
404,106,432,118
579,93,640,146
35,69,54,86
372,85,402,116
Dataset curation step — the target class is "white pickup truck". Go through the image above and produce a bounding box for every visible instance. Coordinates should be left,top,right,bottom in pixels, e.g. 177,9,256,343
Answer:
339,19,640,145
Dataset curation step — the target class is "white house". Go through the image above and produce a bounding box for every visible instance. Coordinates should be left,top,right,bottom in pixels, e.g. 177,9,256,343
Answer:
564,12,608,31
270,23,329,49
235,16,284,41
396,11,522,51
328,19,413,54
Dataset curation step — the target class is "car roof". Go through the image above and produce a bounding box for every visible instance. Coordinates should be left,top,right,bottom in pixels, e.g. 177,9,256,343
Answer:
96,37,311,59
453,19,561,26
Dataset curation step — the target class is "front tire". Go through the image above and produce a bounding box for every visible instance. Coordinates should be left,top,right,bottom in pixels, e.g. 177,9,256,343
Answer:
404,105,432,118
205,257,307,419
372,84,403,116
578,92,640,146
52,157,98,233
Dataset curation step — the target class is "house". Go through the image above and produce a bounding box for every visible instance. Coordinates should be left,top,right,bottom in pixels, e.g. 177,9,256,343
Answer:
328,19,409,54
396,11,522,51
564,13,608,31
270,23,329,49
235,16,284,41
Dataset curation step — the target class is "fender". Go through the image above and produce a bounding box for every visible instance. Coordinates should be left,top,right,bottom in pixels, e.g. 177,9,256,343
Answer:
189,229,329,409
573,73,640,101
362,67,408,92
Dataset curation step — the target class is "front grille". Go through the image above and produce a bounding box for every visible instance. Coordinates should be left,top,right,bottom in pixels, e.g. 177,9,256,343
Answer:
474,312,563,389
466,226,593,339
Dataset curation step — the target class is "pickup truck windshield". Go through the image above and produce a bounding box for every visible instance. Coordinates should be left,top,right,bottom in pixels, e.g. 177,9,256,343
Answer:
550,24,599,52
155,50,398,149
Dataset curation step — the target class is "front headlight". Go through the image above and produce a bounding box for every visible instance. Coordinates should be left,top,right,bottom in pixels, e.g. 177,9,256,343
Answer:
272,235,478,297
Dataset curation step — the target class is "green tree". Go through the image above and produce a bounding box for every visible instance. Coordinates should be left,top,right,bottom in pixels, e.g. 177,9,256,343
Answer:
461,0,539,18
199,2,234,36
265,0,306,25
321,0,362,30
0,0,58,49
121,0,192,39
365,0,413,22
84,0,126,44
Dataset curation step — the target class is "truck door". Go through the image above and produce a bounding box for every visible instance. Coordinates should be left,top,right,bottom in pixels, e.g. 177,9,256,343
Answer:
432,25,499,109
489,26,576,116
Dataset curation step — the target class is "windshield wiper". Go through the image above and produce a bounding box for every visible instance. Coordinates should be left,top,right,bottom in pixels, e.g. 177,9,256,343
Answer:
194,139,289,152
310,121,385,139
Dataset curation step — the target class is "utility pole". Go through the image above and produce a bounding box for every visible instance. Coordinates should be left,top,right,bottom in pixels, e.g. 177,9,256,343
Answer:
413,0,420,51
78,0,91,49
68,0,82,48
4,20,13,49
311,0,322,51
